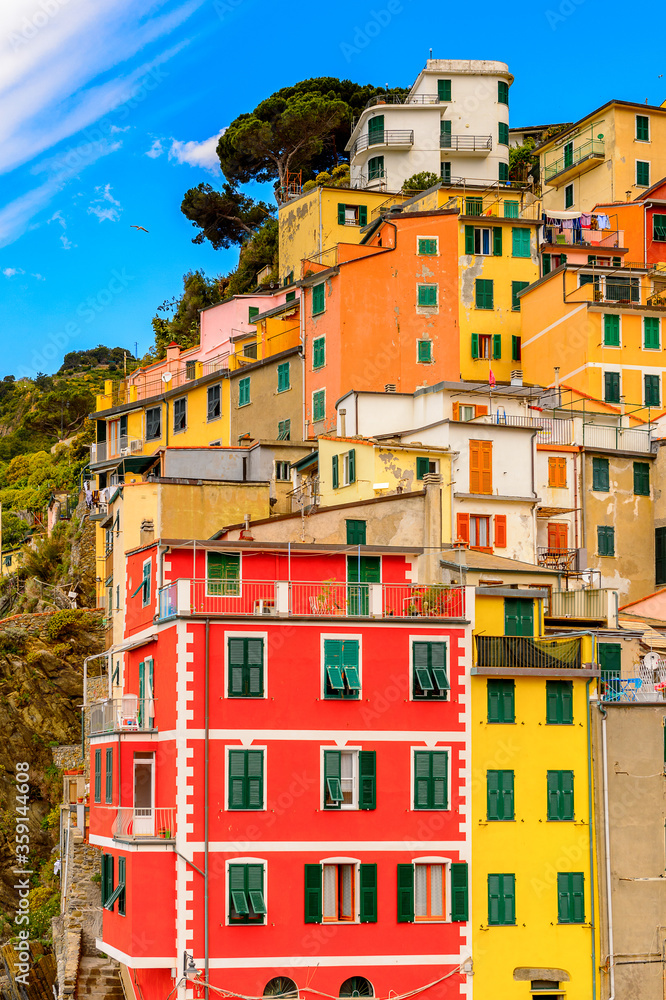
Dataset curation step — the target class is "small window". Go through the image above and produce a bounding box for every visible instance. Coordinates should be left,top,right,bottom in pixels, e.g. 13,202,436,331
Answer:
498,80,509,105
248,306,259,322
487,770,514,821
264,979,298,998
185,360,196,381
312,283,326,315
105,747,113,804
557,872,585,924
414,862,446,921
498,122,509,146
417,284,438,307
475,279,494,309
653,214,666,241
141,561,151,607
324,638,360,699
340,978,374,997
503,200,519,218
604,371,620,403
546,680,573,725
547,770,574,821
565,184,574,209
275,460,290,481
644,316,660,349
313,337,326,369
604,314,620,346
418,238,438,256
511,228,531,258
597,525,615,557
548,456,567,488
228,749,264,809
592,457,610,492
346,519,366,545
417,340,433,364
471,333,492,359
208,551,240,596
416,456,437,479
94,748,101,803
487,679,515,724
207,384,221,421
413,750,448,809
441,161,451,182
499,162,509,182
634,461,650,496
229,863,266,924
398,862,468,923
173,397,187,433
337,204,367,227
277,362,290,393
228,636,264,696
488,874,515,925
437,79,451,102
312,390,326,423
512,280,529,311
277,419,290,440
117,856,126,916
469,514,491,550
645,374,660,407
412,642,449,700
323,749,375,810
511,335,522,361
368,155,384,181
238,377,250,407
637,160,650,187
636,114,650,142
286,290,296,302
343,449,356,486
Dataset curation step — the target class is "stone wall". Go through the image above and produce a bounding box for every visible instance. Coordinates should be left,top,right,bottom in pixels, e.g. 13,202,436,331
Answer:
51,747,82,772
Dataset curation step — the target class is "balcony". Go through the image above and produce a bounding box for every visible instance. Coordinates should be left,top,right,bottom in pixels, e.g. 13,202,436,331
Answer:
89,696,156,735
546,588,611,621
365,93,442,110
537,548,578,572
475,634,584,672
113,807,175,841
445,194,530,219
543,226,622,249
158,579,466,621
90,437,144,465
536,418,653,453
440,134,492,153
350,130,414,157
601,658,666,703
544,138,605,186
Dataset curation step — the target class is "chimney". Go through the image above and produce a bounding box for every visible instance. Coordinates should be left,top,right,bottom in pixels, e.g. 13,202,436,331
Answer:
139,519,154,547
166,341,180,364
339,408,347,437
510,370,523,386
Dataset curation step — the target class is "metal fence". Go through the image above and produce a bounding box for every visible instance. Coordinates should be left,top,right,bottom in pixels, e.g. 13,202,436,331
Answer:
475,635,582,670
440,134,492,151
544,138,605,181
89,696,156,734
547,589,608,619
113,807,175,840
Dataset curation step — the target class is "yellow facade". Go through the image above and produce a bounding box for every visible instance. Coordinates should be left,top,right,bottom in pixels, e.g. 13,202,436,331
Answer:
471,589,599,999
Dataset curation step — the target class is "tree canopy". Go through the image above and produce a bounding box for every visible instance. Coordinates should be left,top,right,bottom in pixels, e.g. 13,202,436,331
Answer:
181,182,273,250
402,171,441,193
150,270,225,359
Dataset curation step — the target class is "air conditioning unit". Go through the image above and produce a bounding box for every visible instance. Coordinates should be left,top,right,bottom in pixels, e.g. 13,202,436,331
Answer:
120,447,130,456
130,439,142,453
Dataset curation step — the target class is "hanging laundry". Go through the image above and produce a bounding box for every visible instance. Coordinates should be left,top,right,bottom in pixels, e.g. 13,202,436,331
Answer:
595,213,610,229
580,213,592,227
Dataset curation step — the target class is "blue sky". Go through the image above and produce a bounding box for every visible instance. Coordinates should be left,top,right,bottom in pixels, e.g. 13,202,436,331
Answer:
0,0,661,377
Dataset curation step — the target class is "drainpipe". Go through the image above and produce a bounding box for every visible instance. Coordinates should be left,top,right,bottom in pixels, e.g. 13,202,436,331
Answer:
204,618,210,999
598,699,615,1000
587,677,597,1000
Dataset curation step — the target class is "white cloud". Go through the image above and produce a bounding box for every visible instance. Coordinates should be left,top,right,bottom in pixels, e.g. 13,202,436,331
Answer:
59,234,75,250
3,267,24,278
31,273,45,280
145,138,164,159
87,182,122,222
109,125,130,134
47,209,66,228
168,130,224,171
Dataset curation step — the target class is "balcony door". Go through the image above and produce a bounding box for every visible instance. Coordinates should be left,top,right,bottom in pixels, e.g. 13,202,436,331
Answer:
347,556,380,616
504,598,534,637
368,115,384,146
133,752,154,835
547,523,568,553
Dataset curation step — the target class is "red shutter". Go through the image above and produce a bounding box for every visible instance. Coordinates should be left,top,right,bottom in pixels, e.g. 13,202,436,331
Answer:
480,441,493,494
548,523,568,551
452,402,460,421
495,515,507,548
469,441,481,493
475,405,488,417
456,513,470,544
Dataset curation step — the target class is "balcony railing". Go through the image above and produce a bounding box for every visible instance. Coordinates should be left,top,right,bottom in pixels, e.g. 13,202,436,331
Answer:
544,138,605,183
473,413,543,429
113,807,175,841
544,226,622,248
475,635,582,670
158,579,466,621
536,418,574,446
90,437,144,465
582,423,652,453
351,130,414,157
365,93,442,110
537,548,578,572
89,696,156,735
440,134,492,152
546,588,609,619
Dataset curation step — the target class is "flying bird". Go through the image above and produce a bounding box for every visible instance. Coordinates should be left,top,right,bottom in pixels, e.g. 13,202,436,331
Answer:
130,225,149,233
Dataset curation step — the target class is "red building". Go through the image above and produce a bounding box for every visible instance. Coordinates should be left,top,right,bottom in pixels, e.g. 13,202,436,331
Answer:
88,539,472,1000
595,177,666,268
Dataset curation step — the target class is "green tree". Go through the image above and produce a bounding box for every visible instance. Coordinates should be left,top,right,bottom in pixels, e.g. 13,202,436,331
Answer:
181,182,273,250
222,219,279,298
150,270,225,358
402,171,441,192
509,137,536,182
1,510,29,548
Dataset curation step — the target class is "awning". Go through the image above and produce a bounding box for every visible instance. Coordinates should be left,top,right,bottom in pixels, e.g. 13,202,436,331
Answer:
291,451,318,472
544,209,583,220
117,456,159,476
536,506,577,518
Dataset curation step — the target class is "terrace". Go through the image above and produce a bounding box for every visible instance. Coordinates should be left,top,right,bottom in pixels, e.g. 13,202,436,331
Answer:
89,696,156,735
473,634,594,675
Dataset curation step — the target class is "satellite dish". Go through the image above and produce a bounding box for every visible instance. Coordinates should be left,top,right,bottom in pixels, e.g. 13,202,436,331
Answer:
162,372,173,383
643,651,661,671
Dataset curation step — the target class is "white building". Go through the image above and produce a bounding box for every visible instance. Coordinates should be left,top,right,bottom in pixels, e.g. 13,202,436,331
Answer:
346,59,513,193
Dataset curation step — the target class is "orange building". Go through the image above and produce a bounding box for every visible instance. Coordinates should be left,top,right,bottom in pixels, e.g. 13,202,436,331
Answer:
301,210,461,434
594,177,666,268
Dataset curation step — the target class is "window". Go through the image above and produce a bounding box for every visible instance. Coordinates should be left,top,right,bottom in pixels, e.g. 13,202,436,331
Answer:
286,290,296,302
277,363,290,393
368,114,384,144
324,638,360,699
417,284,438,307
418,238,438,255
185,360,196,380
637,160,650,186
604,371,620,403
557,872,584,924
546,680,573,725
397,861,467,922
469,439,492,493
412,642,449,700
229,863,266,923
565,184,574,209
654,214,666,241
441,161,451,182
117,857,126,916
512,228,530,258
238,377,250,407
438,79,451,101
416,456,437,479
228,637,264,697
101,854,114,909
592,456,610,492
94,748,101,803
248,306,259,322
228,749,264,809
140,561,151,607
343,449,356,485
487,679,515,724
337,203,367,226
464,226,502,256
102,853,124,912
312,283,326,315
340,978,374,997
606,275,639,303
465,196,483,216
512,280,528,311
264,979,298,998
657,527,666,586
636,114,650,142
471,333,492,359
413,750,448,809
498,122,509,146
634,461,650,496
278,419,290,440
417,340,433,364
284,272,294,287
346,519,366,545
645,373,661,407
505,598,533,637
320,863,376,923
413,863,447,921
207,384,221,421
499,162,509,182
105,747,113,804
146,406,161,440
488,874,515,925
332,454,339,489
173,397,186,433
563,141,573,168
487,770,514,821
275,461,290,481
323,749,375,809
547,771,574,821
599,643,622,690
469,514,491,551
548,456,567,488
312,390,325,422
504,200,519,218
498,80,509,105
367,155,384,180
207,551,240,596
604,314,620,346
644,316,660,349
313,337,325,369
597,525,615,557
475,279,494,309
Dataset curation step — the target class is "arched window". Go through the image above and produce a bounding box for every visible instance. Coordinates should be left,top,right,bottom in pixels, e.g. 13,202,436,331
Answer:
339,977,373,998
264,978,298,998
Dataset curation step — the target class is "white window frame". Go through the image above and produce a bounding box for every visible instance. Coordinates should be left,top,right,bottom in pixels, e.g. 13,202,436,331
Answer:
320,746,362,810
473,226,493,256
410,747,452,812
223,629,268,700
602,367,622,404
412,856,453,922
320,632,362,701
636,159,651,187
636,113,650,143
459,404,476,421
409,635,450,702
643,315,661,351
321,857,361,924
225,857,267,926
141,559,151,608
275,461,291,481
602,312,622,349
207,383,222,422
224,745,267,812
172,396,187,434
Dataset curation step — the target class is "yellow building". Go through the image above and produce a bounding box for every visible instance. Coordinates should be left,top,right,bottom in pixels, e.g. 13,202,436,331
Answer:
471,587,600,999
536,100,666,214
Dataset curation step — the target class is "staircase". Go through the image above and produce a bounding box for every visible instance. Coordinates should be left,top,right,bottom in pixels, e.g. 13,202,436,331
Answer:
75,956,124,999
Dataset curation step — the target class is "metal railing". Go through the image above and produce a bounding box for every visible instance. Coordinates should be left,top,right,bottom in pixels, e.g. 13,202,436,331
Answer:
474,413,543,429
363,93,442,111
89,696,156,734
582,423,652,453
113,807,175,840
537,548,578,572
90,438,144,464
100,352,230,408
536,418,574,445
475,635,582,670
440,134,492,151
544,226,621,248
444,194,528,218
351,130,414,156
546,588,609,619
158,580,466,620
544,138,605,182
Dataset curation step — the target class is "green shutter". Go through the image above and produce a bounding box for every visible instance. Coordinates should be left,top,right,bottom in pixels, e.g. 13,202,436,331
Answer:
304,864,322,922
504,200,519,218
654,214,666,241
512,280,528,311
324,750,342,808
277,363,290,392
117,856,126,916
359,863,377,922
512,228,530,257
359,205,367,226
471,332,479,359
512,335,522,360
599,643,622,684
368,114,384,141
604,314,620,345
450,862,468,921
418,340,432,363
338,203,346,225
499,162,509,182
228,637,263,696
487,770,514,821
438,79,451,101
475,279,493,309
312,284,325,315
358,750,376,809
543,254,551,275
228,749,263,809
644,317,660,349
418,284,437,307
105,747,113,804
558,872,585,923
645,374,660,407
397,864,415,922
103,854,114,907
94,748,101,803
592,457,610,492
637,115,649,141
348,449,356,484
346,519,367,545
416,456,430,480
505,598,533,637
637,160,650,186
488,874,515,925
634,462,650,496
313,337,325,369
493,334,502,359
547,770,574,821
332,454,339,489
498,81,509,104
498,122,509,145
414,751,448,809
465,225,474,255
546,681,573,725
487,679,515,723
493,227,502,256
